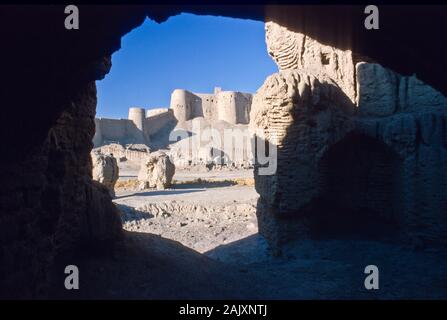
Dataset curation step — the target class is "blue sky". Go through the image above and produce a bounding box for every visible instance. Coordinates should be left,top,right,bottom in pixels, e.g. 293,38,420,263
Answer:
96,13,277,119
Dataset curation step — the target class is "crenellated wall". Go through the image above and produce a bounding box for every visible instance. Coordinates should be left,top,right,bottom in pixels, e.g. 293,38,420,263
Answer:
93,86,253,152
170,87,252,125
144,109,176,137
93,107,175,148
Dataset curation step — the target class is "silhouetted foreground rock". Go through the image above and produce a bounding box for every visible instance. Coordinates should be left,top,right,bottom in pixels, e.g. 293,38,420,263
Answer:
46,231,447,299
251,23,447,252
47,231,262,299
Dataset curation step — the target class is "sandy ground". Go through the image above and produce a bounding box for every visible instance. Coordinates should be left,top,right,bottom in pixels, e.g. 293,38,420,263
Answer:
114,163,259,254
115,184,259,254
48,232,447,299
117,161,254,182
50,161,446,299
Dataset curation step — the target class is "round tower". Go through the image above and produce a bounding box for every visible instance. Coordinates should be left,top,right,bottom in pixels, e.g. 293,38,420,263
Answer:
216,91,238,124
170,89,191,122
128,107,146,131
128,107,148,144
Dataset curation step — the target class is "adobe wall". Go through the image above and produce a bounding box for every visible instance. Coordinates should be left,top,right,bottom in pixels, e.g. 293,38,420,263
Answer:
195,93,217,121
235,93,252,124
95,118,128,143
266,21,356,104
169,119,254,168
144,109,176,137
171,88,252,125
93,118,147,147
215,91,250,124
251,22,447,253
0,81,123,298
95,143,150,163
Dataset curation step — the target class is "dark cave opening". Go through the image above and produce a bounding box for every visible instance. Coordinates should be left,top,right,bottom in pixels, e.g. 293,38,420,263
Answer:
309,133,402,240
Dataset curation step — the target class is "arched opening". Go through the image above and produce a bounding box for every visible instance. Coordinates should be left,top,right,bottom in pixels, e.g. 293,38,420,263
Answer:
3,5,447,300
310,133,402,240
93,13,276,256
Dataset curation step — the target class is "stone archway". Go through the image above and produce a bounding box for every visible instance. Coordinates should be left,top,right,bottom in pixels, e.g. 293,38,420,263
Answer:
312,133,402,239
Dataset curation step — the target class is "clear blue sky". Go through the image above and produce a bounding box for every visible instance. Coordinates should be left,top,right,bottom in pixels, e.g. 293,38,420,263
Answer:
96,13,277,119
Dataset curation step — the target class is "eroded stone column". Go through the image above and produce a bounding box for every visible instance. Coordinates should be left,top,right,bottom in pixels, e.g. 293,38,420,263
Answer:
250,70,354,252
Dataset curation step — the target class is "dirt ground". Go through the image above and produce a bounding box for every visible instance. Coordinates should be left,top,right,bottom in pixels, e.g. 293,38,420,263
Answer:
115,163,258,254
51,160,447,299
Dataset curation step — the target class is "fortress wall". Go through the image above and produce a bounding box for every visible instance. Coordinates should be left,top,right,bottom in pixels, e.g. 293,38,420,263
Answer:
190,94,204,118
144,109,175,137
216,91,238,124
95,88,253,148
216,91,252,124
128,107,145,131
96,118,130,143
127,107,147,144
170,89,253,125
146,108,168,117
223,124,254,166
234,92,252,124
125,120,147,144
96,144,149,163
195,93,216,121
94,118,148,146
169,123,254,168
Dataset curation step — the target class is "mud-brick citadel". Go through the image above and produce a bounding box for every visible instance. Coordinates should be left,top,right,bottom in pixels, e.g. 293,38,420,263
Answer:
93,87,252,148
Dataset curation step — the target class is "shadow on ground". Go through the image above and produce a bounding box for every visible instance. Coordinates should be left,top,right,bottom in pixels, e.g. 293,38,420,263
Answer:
48,231,262,299
173,180,237,189
115,189,205,199
47,231,447,299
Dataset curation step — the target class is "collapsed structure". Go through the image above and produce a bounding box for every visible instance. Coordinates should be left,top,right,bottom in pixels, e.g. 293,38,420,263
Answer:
137,150,175,190
250,22,447,252
90,150,119,197
93,107,173,147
